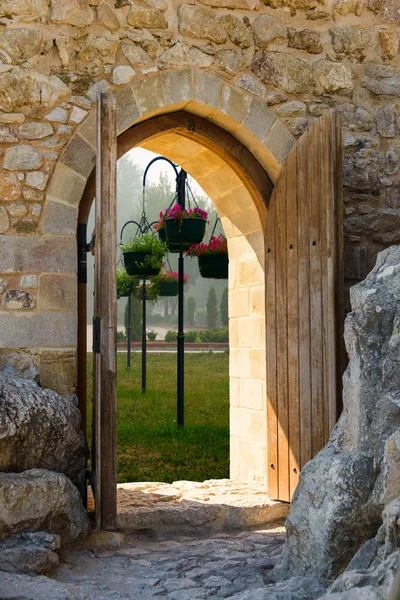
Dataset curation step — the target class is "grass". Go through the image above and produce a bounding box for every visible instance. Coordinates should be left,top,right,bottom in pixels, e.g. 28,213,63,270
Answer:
87,352,229,483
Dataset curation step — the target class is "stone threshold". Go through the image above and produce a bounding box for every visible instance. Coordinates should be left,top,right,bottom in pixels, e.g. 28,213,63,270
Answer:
113,478,289,533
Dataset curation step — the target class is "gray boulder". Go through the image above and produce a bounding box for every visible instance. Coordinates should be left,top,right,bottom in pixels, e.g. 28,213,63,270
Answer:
0,531,60,574
276,245,400,580
0,469,90,545
0,373,87,486
229,577,327,599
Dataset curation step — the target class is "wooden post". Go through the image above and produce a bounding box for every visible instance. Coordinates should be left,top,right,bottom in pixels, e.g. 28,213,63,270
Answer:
93,93,117,530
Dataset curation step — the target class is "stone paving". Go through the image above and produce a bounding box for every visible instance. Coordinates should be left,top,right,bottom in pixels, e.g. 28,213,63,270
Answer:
51,524,287,600
115,479,289,532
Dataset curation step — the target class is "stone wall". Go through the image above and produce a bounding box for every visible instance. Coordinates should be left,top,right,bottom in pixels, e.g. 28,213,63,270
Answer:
0,0,399,481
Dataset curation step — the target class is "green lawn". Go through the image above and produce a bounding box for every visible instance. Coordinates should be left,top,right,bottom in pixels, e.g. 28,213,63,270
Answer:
87,353,229,483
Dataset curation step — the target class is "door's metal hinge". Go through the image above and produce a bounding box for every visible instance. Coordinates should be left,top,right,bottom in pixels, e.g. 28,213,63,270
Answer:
93,317,101,353
77,224,96,284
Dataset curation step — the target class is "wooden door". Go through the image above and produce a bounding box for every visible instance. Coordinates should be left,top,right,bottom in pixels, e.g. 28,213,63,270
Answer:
93,93,118,530
266,110,344,502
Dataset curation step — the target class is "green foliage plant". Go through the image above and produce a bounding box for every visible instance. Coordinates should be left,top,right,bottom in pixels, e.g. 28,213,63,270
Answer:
220,286,228,326
206,286,218,329
117,268,134,298
121,232,166,272
147,331,157,341
186,296,196,326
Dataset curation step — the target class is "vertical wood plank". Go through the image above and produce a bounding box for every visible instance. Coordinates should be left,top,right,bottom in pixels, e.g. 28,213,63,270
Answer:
309,120,324,457
266,191,278,499
286,147,300,498
94,93,117,530
276,171,290,502
296,132,312,469
334,113,345,420
320,111,336,443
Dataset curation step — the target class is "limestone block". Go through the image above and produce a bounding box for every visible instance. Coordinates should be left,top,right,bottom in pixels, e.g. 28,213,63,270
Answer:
236,73,266,99
314,60,354,94
0,206,9,233
86,79,110,102
77,34,118,65
127,3,167,29
0,28,42,64
38,349,77,394
0,0,49,20
216,49,247,74
131,74,166,116
362,65,400,95
333,0,364,15
222,14,251,49
230,406,266,444
25,171,48,190
252,51,314,95
193,70,222,112
330,27,371,59
3,289,35,310
116,85,140,134
288,28,323,54
0,312,77,348
199,0,261,7
239,379,263,410
0,68,69,112
112,65,135,85
162,68,193,106
379,30,399,61
0,469,90,544
47,162,86,206
97,3,120,32
277,101,307,116
45,107,68,122
121,40,151,65
38,273,76,311
50,0,94,27
61,135,96,178
252,14,287,48
382,0,400,22
230,347,250,378
43,200,78,235
18,122,54,140
0,235,77,273
178,4,227,44
376,105,396,137
4,145,43,171
69,106,87,124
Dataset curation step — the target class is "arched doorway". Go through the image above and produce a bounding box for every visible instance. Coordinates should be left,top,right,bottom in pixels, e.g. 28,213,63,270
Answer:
43,69,343,529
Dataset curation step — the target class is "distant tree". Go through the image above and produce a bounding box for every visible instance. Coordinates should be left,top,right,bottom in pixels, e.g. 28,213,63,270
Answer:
124,295,142,341
186,296,196,326
206,287,218,329
220,286,228,326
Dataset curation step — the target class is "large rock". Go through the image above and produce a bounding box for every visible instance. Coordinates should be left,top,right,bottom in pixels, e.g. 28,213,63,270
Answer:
0,531,60,574
50,0,94,26
276,245,400,581
0,469,90,544
178,4,227,44
0,28,42,64
0,373,87,486
0,67,69,112
251,51,314,94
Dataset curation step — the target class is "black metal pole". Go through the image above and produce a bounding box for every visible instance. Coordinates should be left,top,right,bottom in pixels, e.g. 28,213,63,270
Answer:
176,170,186,427
177,249,184,427
127,293,132,369
142,279,147,393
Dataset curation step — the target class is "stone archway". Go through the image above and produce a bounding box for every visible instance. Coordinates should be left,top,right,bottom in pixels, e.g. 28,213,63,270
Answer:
43,69,296,485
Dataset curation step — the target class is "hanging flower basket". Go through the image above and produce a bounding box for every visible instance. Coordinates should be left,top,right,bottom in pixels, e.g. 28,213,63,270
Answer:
116,268,134,298
199,254,228,279
151,269,189,298
121,233,166,279
187,234,228,280
164,205,208,252
159,281,179,296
